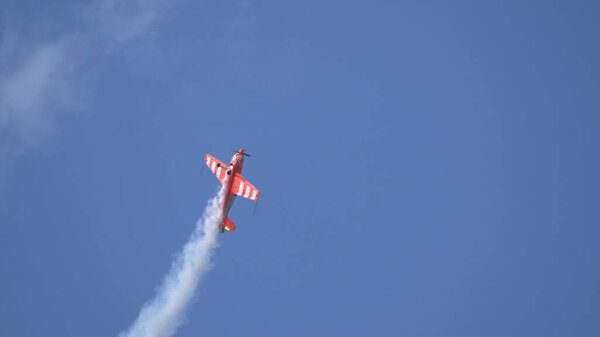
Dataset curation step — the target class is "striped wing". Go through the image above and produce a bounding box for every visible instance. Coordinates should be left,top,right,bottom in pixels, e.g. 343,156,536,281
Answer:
205,154,228,185
232,174,260,201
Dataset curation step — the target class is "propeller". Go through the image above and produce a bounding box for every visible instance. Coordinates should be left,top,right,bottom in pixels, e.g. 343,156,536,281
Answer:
232,150,252,157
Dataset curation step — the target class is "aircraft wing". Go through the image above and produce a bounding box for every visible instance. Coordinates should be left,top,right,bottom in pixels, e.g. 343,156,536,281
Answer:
232,174,260,201
205,154,228,185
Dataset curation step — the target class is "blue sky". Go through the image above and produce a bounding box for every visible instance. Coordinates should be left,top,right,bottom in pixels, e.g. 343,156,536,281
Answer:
1,1,599,336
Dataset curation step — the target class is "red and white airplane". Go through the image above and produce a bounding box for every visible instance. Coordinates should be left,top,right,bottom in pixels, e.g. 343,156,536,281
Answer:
204,148,260,233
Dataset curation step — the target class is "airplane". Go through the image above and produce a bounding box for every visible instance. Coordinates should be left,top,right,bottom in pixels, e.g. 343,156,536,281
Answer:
204,148,260,233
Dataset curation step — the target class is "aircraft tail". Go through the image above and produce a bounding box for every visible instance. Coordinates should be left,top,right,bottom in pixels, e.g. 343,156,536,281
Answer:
221,217,236,233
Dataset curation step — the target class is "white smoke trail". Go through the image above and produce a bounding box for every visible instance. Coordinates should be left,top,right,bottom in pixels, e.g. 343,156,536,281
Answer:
120,187,224,337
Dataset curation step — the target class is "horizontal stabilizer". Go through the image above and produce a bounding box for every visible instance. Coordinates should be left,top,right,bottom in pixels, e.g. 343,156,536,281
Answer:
221,217,236,233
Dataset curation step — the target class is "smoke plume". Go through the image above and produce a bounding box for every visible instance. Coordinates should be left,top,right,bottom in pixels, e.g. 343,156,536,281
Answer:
120,187,224,337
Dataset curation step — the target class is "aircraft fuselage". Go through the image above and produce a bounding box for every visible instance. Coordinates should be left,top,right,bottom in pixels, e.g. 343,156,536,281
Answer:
220,151,245,229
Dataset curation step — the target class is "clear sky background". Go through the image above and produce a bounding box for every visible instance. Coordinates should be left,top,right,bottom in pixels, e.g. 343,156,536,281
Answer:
1,1,599,336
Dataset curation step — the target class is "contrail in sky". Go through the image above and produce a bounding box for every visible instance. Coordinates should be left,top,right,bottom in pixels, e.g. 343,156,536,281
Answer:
120,187,224,337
